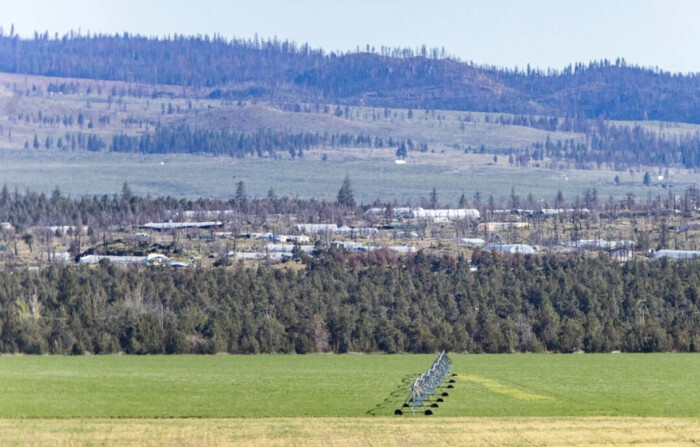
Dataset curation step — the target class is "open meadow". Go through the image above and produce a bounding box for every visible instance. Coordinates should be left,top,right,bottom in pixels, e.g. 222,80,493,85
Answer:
0,149,693,205
0,353,698,446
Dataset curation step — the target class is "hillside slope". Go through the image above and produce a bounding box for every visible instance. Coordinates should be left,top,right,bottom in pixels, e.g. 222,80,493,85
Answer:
2,33,700,122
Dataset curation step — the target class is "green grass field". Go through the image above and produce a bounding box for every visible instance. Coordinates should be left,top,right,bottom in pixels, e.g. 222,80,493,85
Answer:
0,149,689,204
0,353,698,418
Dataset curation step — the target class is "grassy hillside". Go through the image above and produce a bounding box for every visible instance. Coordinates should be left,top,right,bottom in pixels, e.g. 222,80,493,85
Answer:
4,33,700,123
0,72,580,151
1,71,699,202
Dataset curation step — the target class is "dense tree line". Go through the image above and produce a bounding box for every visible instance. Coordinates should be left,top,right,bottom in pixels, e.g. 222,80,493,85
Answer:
0,31,325,88
0,250,698,354
3,33,700,122
110,125,391,157
3,184,700,233
498,115,700,169
0,184,365,230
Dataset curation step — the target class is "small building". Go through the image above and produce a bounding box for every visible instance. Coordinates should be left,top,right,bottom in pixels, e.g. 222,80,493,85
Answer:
286,235,311,244
484,243,536,254
651,249,700,260
610,249,633,262
47,225,89,235
141,221,223,231
79,255,148,265
364,207,412,217
539,208,589,216
477,222,529,232
569,240,635,250
331,241,364,251
296,224,338,234
228,252,292,260
359,245,416,254
395,231,419,239
457,238,486,247
78,253,177,266
388,246,416,254
264,244,314,253
52,252,73,263
270,235,312,243
335,226,378,236
174,210,236,219
410,208,480,220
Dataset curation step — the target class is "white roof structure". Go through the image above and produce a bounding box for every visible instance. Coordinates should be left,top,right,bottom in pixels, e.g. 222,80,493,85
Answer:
652,250,700,260
539,208,590,216
142,221,222,230
458,238,486,246
364,207,412,217
265,244,314,253
331,241,364,250
52,252,73,263
46,225,89,235
335,226,378,235
296,223,338,234
569,239,635,250
410,208,480,219
286,235,310,243
78,253,177,265
228,252,292,260
169,210,236,219
79,255,148,265
387,246,417,254
361,245,417,254
296,224,377,235
484,243,536,254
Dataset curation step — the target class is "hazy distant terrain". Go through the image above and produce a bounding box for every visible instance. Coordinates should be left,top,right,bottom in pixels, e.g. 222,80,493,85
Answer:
1,56,699,203
3,33,700,122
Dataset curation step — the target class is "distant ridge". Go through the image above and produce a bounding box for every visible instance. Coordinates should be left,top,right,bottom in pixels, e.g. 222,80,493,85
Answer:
2,32,700,122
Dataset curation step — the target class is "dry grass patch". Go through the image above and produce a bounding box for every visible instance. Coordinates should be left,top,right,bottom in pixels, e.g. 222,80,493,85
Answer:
1,417,698,447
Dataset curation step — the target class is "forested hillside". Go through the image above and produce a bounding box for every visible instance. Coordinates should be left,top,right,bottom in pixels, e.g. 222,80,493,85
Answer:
2,32,700,122
1,250,698,355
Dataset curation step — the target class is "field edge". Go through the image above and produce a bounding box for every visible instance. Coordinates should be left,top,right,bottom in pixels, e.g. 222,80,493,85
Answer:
2,417,699,447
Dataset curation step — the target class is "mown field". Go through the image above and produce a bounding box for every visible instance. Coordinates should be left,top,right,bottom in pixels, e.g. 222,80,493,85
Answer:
1,353,698,446
0,353,698,417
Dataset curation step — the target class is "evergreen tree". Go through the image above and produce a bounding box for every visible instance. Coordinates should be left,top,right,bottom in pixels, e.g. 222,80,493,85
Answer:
235,181,247,203
458,192,467,208
430,187,438,208
396,141,407,159
337,175,356,207
120,181,132,203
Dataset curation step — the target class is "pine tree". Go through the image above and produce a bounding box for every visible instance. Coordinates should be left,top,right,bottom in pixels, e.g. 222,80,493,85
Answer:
337,175,355,207
458,192,467,208
396,141,407,159
235,180,247,203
